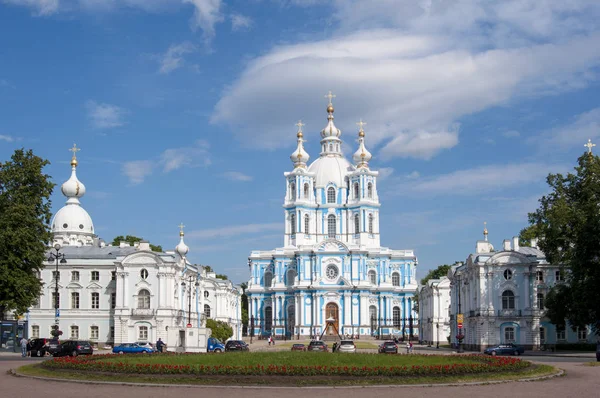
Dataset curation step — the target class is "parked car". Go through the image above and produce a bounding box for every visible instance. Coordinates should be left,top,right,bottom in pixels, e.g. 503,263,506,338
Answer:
53,340,94,357
484,343,524,356
112,343,155,354
378,341,398,354
595,343,599,362
28,338,50,357
207,337,225,353
135,341,154,350
337,340,356,353
47,339,61,355
307,340,328,352
291,343,306,352
225,340,250,352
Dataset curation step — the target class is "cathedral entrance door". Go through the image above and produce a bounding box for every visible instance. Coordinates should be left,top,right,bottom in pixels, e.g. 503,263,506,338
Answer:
325,303,339,336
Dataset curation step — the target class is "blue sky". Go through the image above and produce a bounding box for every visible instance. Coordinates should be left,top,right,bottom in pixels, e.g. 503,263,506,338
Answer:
2,0,600,285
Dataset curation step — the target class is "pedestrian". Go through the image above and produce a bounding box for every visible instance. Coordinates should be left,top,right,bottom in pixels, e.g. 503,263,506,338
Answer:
268,335,272,346
409,341,414,353
156,338,164,353
405,342,410,354
20,337,28,358
332,342,338,352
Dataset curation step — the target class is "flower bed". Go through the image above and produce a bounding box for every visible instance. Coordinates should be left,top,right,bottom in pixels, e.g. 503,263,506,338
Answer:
43,354,529,377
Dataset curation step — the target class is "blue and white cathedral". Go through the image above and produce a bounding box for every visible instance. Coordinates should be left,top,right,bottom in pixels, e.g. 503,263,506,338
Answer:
247,94,418,339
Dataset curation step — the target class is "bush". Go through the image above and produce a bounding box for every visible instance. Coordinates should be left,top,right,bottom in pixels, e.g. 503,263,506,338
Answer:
206,319,233,342
554,343,596,351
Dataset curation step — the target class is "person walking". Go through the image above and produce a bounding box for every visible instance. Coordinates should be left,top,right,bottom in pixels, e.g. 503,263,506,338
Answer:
409,341,414,353
405,342,410,354
156,338,165,353
20,337,28,357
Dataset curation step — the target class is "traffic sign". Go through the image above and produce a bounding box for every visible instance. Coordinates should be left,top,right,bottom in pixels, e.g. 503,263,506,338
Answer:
187,323,192,328
457,313,463,323
55,309,60,318
458,322,463,329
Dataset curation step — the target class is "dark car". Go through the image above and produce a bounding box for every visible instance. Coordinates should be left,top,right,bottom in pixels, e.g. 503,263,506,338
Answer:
28,338,51,357
291,343,306,352
53,340,94,357
596,343,599,362
225,340,250,352
484,343,524,356
47,339,61,355
378,341,398,354
307,340,328,352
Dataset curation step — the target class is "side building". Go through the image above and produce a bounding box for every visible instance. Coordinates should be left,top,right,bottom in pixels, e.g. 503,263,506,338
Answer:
418,277,451,346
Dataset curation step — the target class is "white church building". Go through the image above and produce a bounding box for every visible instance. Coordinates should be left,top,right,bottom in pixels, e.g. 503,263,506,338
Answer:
246,94,419,339
26,147,241,351
418,277,451,346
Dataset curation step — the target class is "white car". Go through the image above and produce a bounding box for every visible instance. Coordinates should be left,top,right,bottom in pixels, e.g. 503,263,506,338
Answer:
337,340,356,353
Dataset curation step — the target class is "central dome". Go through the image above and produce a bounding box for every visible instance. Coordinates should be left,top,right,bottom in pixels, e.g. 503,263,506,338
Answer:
308,155,354,188
51,204,95,236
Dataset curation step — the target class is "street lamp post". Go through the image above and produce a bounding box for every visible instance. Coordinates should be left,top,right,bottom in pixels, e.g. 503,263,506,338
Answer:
456,275,464,353
181,275,199,327
47,243,67,335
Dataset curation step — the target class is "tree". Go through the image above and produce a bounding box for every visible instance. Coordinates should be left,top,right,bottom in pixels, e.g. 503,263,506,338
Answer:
0,149,54,317
420,262,459,286
518,225,540,247
527,152,600,337
203,265,213,273
206,319,233,341
111,235,162,252
215,274,228,280
240,282,248,334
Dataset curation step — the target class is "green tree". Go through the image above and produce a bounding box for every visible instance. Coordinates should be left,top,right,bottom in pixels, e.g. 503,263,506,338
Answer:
0,149,54,317
527,152,600,337
111,235,162,252
203,265,213,273
215,274,228,280
240,282,248,333
420,262,459,285
518,225,540,247
206,319,233,341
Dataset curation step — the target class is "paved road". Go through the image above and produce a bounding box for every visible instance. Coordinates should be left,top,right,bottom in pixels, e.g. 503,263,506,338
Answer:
0,356,598,398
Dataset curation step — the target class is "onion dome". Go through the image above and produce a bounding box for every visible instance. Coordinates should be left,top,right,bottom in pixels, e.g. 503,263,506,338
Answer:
320,99,342,139
483,221,488,241
352,120,372,168
290,120,310,168
175,223,189,258
61,144,86,200
319,91,343,157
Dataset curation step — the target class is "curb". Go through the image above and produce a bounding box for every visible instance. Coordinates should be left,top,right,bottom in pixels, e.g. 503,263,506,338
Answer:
9,367,565,389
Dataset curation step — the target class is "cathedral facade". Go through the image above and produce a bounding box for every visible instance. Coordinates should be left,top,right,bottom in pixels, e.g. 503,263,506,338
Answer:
247,96,418,339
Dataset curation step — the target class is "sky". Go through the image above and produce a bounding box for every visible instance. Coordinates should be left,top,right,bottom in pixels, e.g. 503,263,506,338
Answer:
1,0,600,285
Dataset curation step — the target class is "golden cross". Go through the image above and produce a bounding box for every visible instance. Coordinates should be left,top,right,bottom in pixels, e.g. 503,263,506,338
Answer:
179,223,185,233
356,119,367,132
295,120,305,133
69,143,80,157
585,138,596,154
324,90,336,105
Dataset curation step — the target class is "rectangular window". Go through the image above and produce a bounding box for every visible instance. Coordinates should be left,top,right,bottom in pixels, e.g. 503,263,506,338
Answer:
70,325,79,339
52,292,60,308
91,292,100,309
71,271,79,282
504,327,515,342
91,271,99,281
31,325,39,338
110,326,115,339
111,293,116,309
90,326,99,340
555,270,563,282
536,271,544,282
139,326,148,340
540,327,546,343
111,271,116,281
577,327,588,341
71,292,80,309
556,324,566,340
52,271,60,281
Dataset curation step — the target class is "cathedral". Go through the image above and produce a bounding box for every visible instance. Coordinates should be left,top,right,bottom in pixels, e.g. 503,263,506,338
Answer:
26,147,241,351
246,94,419,339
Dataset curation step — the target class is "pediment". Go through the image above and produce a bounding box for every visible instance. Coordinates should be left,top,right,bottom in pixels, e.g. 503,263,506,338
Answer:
86,282,102,290
122,253,161,266
66,282,83,289
315,239,349,253
135,279,152,288
486,252,535,265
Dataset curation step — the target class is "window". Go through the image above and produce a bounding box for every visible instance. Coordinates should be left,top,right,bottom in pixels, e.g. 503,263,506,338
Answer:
31,325,39,338
111,271,116,280
290,213,296,234
264,307,272,331
111,293,116,309
367,182,373,198
393,307,401,327
70,325,79,339
137,289,151,309
353,182,359,198
536,270,544,282
138,326,148,341
290,182,296,201
204,291,209,298
540,327,546,343
91,271,99,281
326,264,339,279
354,214,360,234
204,304,211,319
368,270,377,285
503,269,512,280
501,290,515,310
71,271,79,282
91,292,100,309
304,215,310,234
327,187,336,203
578,327,588,341
52,271,60,281
52,292,60,308
264,272,273,288
368,214,374,234
71,292,80,309
140,269,149,280
369,305,377,329
286,269,297,286
504,326,515,342
304,183,309,198
110,326,115,339
90,326,99,340
556,324,566,340
536,293,544,309
392,272,400,287
555,270,563,282
327,215,336,238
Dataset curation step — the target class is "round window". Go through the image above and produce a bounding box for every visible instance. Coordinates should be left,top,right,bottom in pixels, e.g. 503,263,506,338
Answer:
79,224,84,229
140,269,149,280
326,264,339,279
62,223,68,228
504,269,513,280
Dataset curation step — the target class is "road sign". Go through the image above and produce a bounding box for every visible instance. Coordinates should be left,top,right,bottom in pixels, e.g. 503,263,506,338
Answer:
457,313,464,323
187,323,192,328
458,322,463,329
55,309,60,318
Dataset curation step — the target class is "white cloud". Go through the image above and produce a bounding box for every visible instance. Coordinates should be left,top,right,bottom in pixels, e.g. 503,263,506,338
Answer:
3,0,59,16
503,130,521,138
187,223,281,239
183,0,223,40
159,42,196,74
230,13,253,31
122,160,153,185
221,171,253,181
538,107,600,152
85,100,127,129
377,167,394,180
406,170,420,179
0,135,15,142
160,139,211,172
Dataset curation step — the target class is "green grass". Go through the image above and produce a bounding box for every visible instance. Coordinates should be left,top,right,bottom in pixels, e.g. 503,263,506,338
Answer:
583,361,600,366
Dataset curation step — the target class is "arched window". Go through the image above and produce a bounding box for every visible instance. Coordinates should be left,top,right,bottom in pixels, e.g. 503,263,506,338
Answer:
369,305,378,330
368,214,374,234
354,214,360,234
504,326,515,342
327,215,336,238
204,304,211,319
329,144,333,151
327,187,336,203
392,272,400,287
286,269,297,286
265,307,272,331
290,182,296,201
393,306,401,327
303,183,309,198
290,213,296,234
353,182,359,199
537,292,544,309
368,270,377,285
367,182,373,198
287,305,295,334
137,289,150,309
502,290,515,310
304,214,310,234
264,272,273,287
140,269,148,280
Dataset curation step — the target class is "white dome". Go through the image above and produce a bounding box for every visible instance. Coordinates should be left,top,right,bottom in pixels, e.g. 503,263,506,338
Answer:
176,234,189,258
61,169,86,199
308,155,354,188
51,203,94,235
